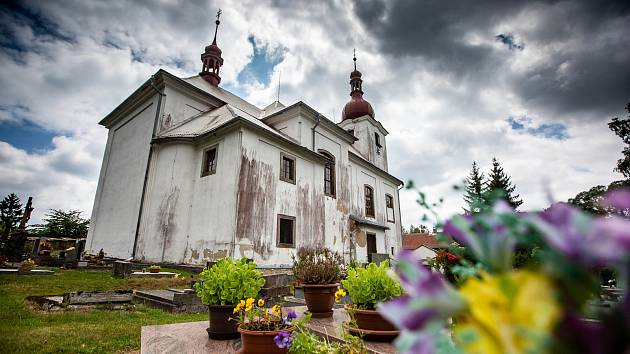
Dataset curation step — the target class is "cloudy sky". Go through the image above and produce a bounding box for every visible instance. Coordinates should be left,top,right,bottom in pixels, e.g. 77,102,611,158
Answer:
0,0,628,227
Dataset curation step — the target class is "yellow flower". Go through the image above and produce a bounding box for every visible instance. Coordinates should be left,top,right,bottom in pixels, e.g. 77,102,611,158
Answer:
272,305,281,316
258,298,265,307
454,271,561,354
239,300,246,307
335,289,346,302
233,305,240,314
245,304,253,312
246,297,255,307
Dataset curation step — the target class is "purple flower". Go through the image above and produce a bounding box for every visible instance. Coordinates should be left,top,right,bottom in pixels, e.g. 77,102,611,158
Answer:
602,189,630,210
529,202,630,267
284,310,297,324
443,202,517,272
273,331,292,349
378,251,466,332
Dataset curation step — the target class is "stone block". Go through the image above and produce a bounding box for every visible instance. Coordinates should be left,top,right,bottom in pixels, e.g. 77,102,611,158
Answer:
112,261,133,277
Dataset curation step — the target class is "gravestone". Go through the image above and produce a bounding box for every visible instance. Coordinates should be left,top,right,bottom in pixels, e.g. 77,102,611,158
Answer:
112,261,133,277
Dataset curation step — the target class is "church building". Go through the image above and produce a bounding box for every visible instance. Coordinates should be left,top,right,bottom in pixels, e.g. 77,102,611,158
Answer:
86,13,403,266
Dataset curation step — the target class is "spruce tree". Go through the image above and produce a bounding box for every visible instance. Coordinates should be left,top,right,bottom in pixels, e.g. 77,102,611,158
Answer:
0,193,22,239
463,161,486,213
484,158,523,209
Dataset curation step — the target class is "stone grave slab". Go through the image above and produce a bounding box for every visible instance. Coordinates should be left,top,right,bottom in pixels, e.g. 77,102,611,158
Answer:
130,271,177,278
0,268,54,275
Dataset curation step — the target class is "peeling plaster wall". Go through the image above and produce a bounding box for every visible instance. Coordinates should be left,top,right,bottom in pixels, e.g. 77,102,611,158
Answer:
136,130,242,264
135,142,196,262
86,96,159,258
234,128,326,265
186,131,242,264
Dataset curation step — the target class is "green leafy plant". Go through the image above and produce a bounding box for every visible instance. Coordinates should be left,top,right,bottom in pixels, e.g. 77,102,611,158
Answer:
194,257,264,305
341,261,402,309
148,265,161,271
281,313,367,353
292,247,341,285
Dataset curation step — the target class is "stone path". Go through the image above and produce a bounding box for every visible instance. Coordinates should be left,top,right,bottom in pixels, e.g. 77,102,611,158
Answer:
141,306,396,354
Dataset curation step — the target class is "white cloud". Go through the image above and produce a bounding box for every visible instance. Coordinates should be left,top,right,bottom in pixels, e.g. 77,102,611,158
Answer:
0,0,625,229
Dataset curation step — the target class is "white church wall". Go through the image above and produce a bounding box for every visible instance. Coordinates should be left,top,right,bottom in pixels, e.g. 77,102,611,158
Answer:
185,131,242,264
134,141,196,263
86,96,160,258
158,85,212,132
339,117,389,172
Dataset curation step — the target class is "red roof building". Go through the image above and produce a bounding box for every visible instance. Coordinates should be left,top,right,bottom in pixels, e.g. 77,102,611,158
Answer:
402,233,444,250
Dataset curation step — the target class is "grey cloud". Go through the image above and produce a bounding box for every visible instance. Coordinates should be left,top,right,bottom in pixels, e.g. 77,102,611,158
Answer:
352,0,630,120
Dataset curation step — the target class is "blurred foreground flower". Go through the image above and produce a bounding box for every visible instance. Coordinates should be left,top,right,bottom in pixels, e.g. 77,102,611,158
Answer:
455,271,561,354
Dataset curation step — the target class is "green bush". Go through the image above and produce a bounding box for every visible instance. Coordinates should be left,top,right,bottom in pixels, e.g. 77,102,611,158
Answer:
341,261,402,309
194,257,265,305
292,247,341,285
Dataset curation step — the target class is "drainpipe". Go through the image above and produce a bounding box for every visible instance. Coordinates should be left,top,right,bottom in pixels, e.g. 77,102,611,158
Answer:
395,184,404,257
312,113,322,151
132,75,166,259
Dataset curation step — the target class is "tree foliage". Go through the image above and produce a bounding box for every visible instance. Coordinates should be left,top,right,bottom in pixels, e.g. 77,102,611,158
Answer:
608,102,630,178
463,161,486,213
32,209,89,239
0,193,23,239
570,103,630,217
484,158,523,209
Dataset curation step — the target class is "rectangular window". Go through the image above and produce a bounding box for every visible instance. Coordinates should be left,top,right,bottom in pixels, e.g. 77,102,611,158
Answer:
365,185,375,218
374,132,382,147
277,214,296,248
319,150,336,198
201,146,218,177
386,194,395,222
280,153,296,184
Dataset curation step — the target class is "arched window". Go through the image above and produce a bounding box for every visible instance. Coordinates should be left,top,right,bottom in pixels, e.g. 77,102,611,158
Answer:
318,150,335,198
364,185,374,218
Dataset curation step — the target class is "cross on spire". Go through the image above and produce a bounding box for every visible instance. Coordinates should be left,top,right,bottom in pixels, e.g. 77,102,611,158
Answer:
353,48,357,71
212,9,222,45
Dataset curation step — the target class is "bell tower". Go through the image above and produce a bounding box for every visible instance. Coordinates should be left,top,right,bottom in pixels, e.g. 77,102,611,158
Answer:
200,9,224,87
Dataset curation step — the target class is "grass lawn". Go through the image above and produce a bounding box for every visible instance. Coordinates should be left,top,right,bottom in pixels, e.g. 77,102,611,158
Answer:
0,268,207,353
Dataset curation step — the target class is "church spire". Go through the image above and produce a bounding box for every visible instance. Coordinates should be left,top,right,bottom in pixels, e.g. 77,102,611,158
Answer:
342,49,374,120
349,49,363,97
200,9,224,87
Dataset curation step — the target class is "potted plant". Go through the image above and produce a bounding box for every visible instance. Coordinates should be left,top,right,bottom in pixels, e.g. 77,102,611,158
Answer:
18,258,36,273
195,257,265,339
148,265,161,273
234,297,296,354
292,247,341,318
341,260,402,335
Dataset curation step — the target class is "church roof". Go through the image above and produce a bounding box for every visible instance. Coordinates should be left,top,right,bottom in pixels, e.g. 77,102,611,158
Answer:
182,75,262,117
158,103,293,143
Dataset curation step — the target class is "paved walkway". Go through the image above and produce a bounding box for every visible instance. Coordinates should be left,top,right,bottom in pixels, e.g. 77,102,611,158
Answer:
141,306,397,354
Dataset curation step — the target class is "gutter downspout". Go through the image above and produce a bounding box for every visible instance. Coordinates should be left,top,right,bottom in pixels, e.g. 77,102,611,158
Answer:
312,113,322,151
396,184,404,256
132,75,166,259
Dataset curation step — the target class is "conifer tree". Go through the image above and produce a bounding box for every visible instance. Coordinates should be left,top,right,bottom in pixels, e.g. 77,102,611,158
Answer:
463,161,486,213
0,193,22,240
484,158,523,209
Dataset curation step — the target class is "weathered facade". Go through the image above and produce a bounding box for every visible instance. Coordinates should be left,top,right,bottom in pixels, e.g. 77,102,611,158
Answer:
86,17,403,266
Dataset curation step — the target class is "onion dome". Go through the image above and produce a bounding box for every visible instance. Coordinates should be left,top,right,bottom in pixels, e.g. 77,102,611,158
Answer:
200,9,224,87
341,51,375,120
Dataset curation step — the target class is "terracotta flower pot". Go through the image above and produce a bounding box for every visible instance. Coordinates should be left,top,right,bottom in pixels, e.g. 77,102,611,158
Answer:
149,268,160,273
345,304,398,332
302,283,338,318
207,304,240,339
238,325,293,354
